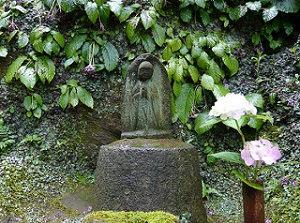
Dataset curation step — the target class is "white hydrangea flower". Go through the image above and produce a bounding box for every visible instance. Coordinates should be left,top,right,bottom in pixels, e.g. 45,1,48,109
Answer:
209,93,257,120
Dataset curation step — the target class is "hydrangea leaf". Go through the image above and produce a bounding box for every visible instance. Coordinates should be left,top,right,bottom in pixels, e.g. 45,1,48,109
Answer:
245,93,264,108
208,152,244,164
195,111,221,135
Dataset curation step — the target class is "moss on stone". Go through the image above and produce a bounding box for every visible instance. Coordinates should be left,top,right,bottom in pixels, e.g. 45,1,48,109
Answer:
108,138,192,149
82,210,178,223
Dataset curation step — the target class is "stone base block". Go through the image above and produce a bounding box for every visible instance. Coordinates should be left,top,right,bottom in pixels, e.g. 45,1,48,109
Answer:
94,138,207,223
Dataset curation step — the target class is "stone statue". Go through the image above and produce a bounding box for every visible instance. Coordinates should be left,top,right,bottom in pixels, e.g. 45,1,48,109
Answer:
121,53,172,138
95,53,208,223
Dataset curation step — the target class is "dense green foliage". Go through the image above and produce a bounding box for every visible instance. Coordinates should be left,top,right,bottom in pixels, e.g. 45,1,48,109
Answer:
0,0,300,222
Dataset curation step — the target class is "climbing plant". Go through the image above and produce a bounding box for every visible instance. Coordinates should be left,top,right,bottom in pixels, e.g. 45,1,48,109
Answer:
1,0,299,122
179,0,300,50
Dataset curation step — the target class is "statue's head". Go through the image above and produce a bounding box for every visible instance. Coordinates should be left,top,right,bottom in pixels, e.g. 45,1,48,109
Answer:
138,61,153,81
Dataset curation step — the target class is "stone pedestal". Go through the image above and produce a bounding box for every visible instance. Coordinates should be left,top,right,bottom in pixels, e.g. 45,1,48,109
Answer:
94,138,207,223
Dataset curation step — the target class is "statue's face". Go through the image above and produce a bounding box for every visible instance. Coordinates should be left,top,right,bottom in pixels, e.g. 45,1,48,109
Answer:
138,61,153,81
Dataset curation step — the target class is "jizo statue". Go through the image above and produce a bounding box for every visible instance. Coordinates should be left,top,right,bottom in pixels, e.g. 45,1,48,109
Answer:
121,54,172,139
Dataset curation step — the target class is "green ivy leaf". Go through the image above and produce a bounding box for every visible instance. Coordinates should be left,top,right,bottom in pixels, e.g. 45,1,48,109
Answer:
206,34,218,47
33,93,43,106
175,83,195,124
262,6,278,22
67,79,78,87
18,31,29,48
7,30,18,43
0,15,10,29
246,1,261,11
195,86,202,104
173,81,182,98
270,0,300,13
43,41,53,55
141,34,156,53
212,43,225,57
197,51,210,69
0,46,8,57
162,46,173,61
77,86,94,109
141,10,155,29
222,54,239,76
5,55,27,82
59,91,69,110
30,26,50,43
245,93,264,108
85,2,99,24
252,33,261,46
126,17,140,43
201,74,214,90
35,58,47,84
228,7,240,21
180,7,192,23
188,65,199,83
65,35,87,58
58,0,77,13
44,57,55,83
200,9,210,26
69,88,79,107
208,60,224,83
20,67,37,90
99,4,111,26
33,107,42,118
102,41,119,71
23,96,32,111
195,0,206,8
51,30,65,48
191,46,202,58
117,5,134,22
108,0,123,17
174,63,183,82
167,38,182,52
151,23,165,47
32,38,44,53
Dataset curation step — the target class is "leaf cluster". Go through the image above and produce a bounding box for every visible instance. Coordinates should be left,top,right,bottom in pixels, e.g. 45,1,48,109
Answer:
179,0,300,50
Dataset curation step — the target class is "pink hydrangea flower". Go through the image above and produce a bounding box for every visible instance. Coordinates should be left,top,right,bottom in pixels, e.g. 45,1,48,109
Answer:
241,137,281,167
209,93,257,120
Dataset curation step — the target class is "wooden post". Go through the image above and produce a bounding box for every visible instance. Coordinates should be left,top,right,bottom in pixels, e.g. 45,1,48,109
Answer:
242,180,265,223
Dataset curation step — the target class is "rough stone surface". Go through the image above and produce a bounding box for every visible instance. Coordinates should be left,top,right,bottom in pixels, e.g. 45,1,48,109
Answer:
94,138,208,223
121,53,172,139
